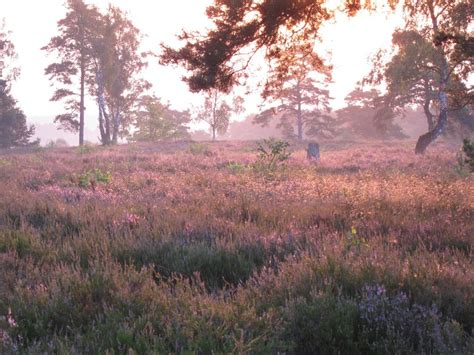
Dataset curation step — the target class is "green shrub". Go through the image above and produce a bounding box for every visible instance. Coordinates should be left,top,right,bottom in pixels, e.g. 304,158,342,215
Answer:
188,143,210,155
0,230,36,258
254,138,291,173
226,161,247,174
282,293,358,354
0,158,11,167
76,143,97,155
77,168,112,188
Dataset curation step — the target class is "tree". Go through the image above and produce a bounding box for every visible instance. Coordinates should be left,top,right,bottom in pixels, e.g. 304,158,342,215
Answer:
197,89,243,141
161,0,472,153
368,30,440,131
0,20,20,84
43,0,99,146
46,138,69,148
0,83,36,148
369,0,473,153
369,26,473,145
160,0,337,92
0,22,37,149
89,5,150,145
132,95,191,142
255,46,334,140
336,89,406,140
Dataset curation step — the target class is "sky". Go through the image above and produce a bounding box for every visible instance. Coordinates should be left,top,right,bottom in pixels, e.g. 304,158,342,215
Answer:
0,0,403,143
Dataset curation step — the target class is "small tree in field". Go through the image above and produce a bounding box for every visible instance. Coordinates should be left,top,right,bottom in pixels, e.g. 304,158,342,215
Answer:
197,89,243,141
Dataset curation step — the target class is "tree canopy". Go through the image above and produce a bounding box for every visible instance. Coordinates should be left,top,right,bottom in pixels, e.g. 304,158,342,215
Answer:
0,21,20,83
160,0,341,92
196,89,244,141
44,1,149,146
336,89,406,140
90,5,150,145
43,0,100,145
255,45,333,140
0,27,37,149
161,0,472,153
132,95,191,142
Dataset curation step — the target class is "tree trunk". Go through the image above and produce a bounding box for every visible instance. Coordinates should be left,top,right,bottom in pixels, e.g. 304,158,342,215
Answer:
112,107,120,144
79,55,85,146
96,68,110,145
415,60,449,154
212,91,217,141
415,3,450,155
98,102,106,143
297,104,303,141
423,97,435,131
296,81,303,141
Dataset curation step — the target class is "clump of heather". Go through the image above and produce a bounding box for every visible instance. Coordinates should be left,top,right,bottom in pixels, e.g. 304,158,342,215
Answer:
0,140,472,353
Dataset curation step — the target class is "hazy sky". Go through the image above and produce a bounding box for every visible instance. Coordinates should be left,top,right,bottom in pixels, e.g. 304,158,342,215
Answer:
1,1,402,136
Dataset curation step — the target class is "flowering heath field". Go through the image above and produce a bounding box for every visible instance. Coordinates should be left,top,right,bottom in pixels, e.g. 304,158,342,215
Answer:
0,140,472,353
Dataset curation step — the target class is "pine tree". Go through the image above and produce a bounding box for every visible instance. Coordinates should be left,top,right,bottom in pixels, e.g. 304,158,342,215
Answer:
43,0,100,146
255,46,334,141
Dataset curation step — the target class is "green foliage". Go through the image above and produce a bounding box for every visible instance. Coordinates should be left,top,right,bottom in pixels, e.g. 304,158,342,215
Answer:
336,89,406,140
256,46,334,140
0,158,11,167
197,90,243,140
132,95,190,142
75,143,97,155
0,231,36,258
226,161,247,174
44,1,149,145
0,83,37,149
188,142,210,155
77,168,112,188
454,139,474,176
344,227,369,253
255,138,291,172
45,139,69,149
283,293,359,354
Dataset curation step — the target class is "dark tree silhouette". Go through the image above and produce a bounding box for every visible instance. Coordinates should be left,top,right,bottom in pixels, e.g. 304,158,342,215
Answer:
1,22,37,148
0,84,36,148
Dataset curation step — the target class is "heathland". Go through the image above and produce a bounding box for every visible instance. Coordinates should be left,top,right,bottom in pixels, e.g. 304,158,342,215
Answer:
0,140,473,353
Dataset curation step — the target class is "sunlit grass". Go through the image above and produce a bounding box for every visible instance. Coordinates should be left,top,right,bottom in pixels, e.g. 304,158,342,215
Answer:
0,140,472,353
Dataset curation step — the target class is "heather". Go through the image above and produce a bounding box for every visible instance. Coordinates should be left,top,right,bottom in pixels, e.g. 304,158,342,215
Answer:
0,140,473,353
